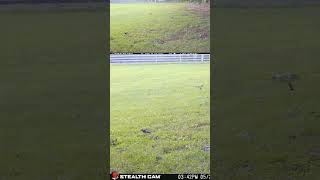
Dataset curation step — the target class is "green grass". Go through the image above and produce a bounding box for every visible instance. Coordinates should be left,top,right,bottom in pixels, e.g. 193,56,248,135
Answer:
110,63,210,173
110,3,209,53
0,9,107,179
214,7,320,179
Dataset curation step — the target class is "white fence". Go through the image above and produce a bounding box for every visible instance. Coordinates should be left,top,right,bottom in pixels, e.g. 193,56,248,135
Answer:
110,54,210,64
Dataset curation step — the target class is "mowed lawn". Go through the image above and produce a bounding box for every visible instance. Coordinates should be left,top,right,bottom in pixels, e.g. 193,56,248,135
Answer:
214,7,320,179
110,3,210,53
110,64,210,173
0,8,107,179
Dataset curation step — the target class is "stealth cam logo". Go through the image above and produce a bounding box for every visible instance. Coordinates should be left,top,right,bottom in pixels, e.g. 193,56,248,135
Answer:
111,171,119,180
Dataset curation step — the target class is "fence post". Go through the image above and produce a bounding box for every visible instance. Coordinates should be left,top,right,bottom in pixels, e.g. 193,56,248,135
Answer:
201,54,204,62
155,54,158,63
180,54,182,63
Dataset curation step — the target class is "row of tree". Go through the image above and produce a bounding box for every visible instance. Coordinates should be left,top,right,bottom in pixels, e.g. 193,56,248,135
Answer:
109,0,210,3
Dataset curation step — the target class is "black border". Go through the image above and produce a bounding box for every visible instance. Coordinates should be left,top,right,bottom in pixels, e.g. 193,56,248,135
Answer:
210,0,214,178
106,0,111,178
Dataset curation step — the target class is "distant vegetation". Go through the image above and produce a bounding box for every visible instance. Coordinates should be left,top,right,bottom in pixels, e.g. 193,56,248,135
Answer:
111,0,209,3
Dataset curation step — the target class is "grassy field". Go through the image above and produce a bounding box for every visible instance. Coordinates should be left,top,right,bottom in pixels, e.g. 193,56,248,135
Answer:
110,63,210,173
110,3,209,53
0,8,107,179
214,7,320,179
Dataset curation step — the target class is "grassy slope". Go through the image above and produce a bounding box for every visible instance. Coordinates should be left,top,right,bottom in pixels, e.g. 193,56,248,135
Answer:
0,9,107,179
214,7,320,179
110,64,210,173
110,3,209,53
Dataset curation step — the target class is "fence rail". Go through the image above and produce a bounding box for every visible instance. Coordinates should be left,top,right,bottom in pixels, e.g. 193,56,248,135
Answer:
110,54,210,64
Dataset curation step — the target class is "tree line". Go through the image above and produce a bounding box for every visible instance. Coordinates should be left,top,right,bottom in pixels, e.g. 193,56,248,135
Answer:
144,0,210,3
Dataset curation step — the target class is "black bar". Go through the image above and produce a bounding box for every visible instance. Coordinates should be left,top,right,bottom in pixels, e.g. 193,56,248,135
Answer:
110,173,210,180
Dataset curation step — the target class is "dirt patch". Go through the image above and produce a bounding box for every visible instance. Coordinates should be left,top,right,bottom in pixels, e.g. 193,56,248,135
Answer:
194,122,209,128
198,31,209,39
166,26,209,42
166,30,186,42
202,145,210,152
185,3,210,17
154,39,166,45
